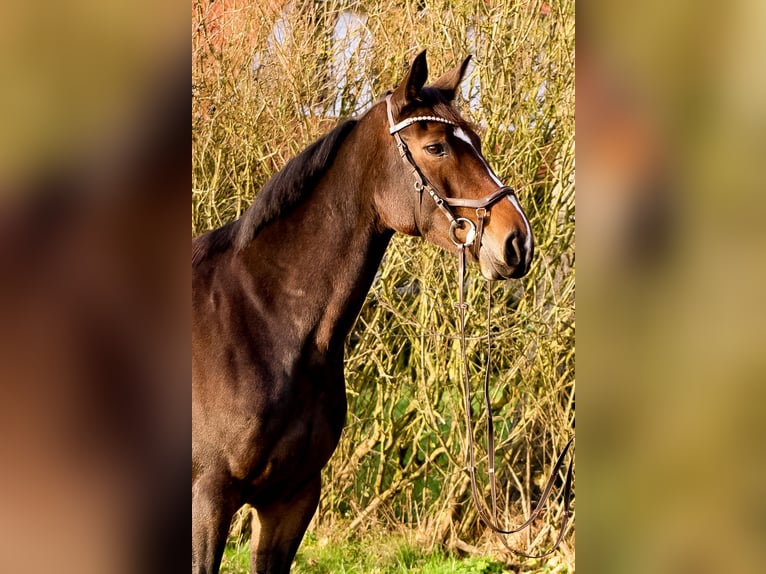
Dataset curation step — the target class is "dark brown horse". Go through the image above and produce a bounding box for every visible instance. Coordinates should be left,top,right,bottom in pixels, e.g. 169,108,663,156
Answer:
192,51,534,574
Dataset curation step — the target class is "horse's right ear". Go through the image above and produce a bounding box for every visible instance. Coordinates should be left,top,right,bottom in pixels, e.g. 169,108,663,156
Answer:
431,55,472,101
392,50,429,106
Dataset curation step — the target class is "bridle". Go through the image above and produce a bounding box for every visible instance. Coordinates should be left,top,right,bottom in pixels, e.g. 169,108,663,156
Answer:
386,93,575,558
385,94,514,259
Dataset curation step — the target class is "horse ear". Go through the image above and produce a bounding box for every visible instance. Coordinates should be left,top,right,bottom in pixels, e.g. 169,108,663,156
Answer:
431,55,472,101
392,50,429,104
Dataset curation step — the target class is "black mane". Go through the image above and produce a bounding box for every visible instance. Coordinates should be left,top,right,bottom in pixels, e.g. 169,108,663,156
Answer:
192,119,357,267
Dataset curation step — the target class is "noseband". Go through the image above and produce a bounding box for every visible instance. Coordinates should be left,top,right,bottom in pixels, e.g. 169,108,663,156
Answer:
386,93,574,558
385,94,514,257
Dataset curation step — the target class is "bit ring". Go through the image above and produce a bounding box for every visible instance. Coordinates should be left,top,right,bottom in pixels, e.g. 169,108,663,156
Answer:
449,217,476,247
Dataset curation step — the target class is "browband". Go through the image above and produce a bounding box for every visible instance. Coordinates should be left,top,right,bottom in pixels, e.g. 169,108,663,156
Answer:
386,94,458,134
389,115,458,135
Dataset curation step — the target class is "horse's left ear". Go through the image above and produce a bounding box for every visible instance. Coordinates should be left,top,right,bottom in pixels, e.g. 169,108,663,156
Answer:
431,55,472,101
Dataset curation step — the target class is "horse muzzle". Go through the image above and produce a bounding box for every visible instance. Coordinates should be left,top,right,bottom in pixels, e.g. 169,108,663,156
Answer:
478,221,534,280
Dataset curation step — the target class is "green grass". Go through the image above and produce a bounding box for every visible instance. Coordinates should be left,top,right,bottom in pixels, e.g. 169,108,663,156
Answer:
220,530,569,574
222,536,507,574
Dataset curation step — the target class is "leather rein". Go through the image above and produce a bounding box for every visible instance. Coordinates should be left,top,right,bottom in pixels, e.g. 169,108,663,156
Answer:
386,94,575,558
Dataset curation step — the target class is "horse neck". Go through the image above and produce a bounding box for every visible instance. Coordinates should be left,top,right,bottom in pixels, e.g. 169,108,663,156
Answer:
238,122,394,356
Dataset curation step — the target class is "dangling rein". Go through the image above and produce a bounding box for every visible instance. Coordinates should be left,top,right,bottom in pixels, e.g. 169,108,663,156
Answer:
386,93,574,557
453,238,575,559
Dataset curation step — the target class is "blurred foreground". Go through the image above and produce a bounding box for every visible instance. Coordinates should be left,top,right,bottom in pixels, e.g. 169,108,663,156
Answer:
578,1,766,572
0,2,188,574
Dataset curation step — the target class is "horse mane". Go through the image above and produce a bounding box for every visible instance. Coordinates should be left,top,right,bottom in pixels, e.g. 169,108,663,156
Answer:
192,119,358,267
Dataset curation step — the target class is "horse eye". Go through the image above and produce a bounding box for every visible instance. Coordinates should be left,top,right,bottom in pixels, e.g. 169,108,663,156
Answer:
424,143,446,156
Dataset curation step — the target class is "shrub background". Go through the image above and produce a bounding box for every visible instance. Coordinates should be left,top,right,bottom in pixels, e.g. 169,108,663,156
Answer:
192,0,574,565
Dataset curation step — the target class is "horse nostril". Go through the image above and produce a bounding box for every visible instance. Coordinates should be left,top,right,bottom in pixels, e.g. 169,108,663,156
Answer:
504,231,523,266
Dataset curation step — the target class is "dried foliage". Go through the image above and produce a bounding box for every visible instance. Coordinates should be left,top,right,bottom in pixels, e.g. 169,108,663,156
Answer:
193,0,574,567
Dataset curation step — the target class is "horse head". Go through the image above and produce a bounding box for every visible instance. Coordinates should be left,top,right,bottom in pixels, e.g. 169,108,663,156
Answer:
375,50,534,279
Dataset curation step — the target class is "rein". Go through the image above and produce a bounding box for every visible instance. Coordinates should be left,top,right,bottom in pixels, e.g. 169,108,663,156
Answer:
455,244,575,558
386,93,575,558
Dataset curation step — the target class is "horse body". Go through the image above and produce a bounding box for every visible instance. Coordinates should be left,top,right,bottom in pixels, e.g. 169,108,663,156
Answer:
192,51,533,573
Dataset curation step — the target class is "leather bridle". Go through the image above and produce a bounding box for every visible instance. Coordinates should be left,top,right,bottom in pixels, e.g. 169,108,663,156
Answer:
385,93,514,259
386,92,575,558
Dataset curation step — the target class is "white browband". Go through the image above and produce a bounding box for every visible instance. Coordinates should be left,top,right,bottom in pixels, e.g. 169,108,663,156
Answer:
389,115,458,135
